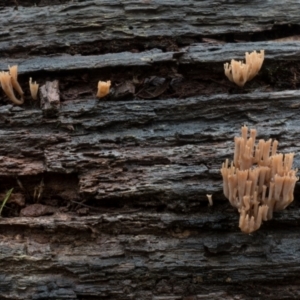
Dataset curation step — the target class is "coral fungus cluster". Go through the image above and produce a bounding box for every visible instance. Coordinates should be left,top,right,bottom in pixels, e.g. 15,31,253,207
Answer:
224,50,265,87
0,66,25,105
0,64,111,105
0,65,40,105
221,125,298,234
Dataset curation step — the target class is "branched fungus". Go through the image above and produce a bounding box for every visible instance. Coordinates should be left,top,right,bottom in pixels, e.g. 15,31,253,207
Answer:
224,50,265,87
29,77,39,100
221,125,298,234
0,65,24,105
97,80,111,98
8,65,24,97
0,71,24,105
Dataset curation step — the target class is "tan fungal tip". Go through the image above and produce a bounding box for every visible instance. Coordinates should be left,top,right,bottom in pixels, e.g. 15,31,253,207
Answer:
224,62,233,82
8,65,18,80
221,126,298,234
29,77,39,100
8,65,24,96
0,71,24,105
224,50,265,87
206,194,213,206
97,80,111,98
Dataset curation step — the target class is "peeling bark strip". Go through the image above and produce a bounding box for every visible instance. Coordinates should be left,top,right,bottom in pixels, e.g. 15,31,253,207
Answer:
0,1,300,299
0,42,300,76
0,49,177,73
0,1,300,55
180,42,300,63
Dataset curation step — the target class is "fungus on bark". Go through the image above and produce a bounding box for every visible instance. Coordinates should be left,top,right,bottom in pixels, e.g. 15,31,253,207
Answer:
206,194,213,206
9,65,24,97
97,80,111,98
224,50,265,87
29,77,39,100
0,70,24,105
221,125,298,234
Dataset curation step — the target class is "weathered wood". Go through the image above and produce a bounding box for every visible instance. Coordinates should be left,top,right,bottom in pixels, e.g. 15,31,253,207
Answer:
180,41,300,63
0,42,300,75
0,1,300,55
1,90,300,207
0,49,177,74
0,1,300,300
0,211,299,299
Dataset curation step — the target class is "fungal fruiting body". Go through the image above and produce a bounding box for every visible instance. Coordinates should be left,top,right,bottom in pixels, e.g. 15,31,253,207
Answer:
29,78,39,100
206,194,213,206
0,71,24,105
245,50,265,81
9,65,24,97
97,80,111,98
224,60,249,87
221,125,298,234
224,50,265,87
0,65,24,105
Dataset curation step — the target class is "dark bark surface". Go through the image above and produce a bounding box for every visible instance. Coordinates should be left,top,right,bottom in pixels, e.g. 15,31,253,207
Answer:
0,1,300,299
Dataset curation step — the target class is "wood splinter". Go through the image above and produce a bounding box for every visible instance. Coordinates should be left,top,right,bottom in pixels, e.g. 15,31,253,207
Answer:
39,80,60,113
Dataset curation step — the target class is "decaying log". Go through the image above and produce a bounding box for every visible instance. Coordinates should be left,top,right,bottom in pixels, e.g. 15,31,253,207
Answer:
1,90,300,205
0,0,300,55
0,42,299,75
0,1,300,300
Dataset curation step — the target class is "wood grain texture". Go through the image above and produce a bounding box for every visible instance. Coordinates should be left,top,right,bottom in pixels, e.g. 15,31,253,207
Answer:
1,90,300,205
0,42,299,75
0,1,300,300
0,211,299,299
0,0,299,54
